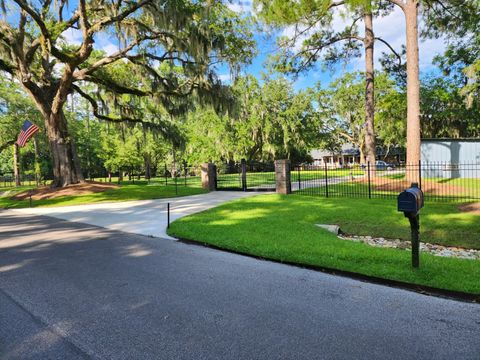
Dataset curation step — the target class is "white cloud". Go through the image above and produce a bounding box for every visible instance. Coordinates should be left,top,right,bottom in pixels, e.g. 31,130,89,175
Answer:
278,6,446,73
353,8,446,71
218,73,231,83
227,1,252,14
61,28,82,46
102,43,119,56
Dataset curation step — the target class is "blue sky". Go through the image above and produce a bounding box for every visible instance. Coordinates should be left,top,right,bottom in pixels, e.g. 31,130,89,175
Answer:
56,0,448,91
221,1,448,91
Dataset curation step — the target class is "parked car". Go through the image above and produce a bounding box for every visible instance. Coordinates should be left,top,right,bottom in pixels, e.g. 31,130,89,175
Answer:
360,161,396,170
375,161,395,170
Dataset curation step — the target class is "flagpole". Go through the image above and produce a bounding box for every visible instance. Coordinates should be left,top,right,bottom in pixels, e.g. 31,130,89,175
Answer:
13,143,21,187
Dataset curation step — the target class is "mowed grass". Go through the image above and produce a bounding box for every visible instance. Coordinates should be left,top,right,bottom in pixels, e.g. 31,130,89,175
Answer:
216,169,366,189
167,194,480,294
0,183,207,209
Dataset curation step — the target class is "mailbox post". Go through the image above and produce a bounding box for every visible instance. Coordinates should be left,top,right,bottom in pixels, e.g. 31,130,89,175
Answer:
397,183,424,268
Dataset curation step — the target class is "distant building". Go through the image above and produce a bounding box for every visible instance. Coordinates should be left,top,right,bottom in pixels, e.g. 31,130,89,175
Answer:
310,144,360,167
421,139,480,163
310,144,404,167
421,138,480,178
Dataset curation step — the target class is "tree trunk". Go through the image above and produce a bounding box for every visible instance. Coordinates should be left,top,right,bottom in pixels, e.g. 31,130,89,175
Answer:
144,154,151,180
45,109,85,187
364,9,377,177
359,147,366,165
404,0,421,182
13,143,21,187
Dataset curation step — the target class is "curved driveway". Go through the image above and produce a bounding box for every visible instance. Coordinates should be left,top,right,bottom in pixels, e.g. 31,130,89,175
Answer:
11,191,259,239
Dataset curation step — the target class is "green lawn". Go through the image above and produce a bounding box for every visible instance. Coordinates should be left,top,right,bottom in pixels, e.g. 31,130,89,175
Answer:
167,194,480,294
0,185,36,194
216,169,366,189
0,183,207,209
86,175,202,188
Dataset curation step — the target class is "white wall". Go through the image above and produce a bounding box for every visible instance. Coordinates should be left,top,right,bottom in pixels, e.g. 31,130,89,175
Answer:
421,140,480,178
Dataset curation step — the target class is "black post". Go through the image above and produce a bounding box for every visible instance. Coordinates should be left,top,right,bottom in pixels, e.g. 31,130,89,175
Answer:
324,163,329,198
297,166,301,190
241,158,247,192
167,202,170,229
184,164,187,187
29,191,32,208
418,160,422,190
407,214,420,268
367,161,372,199
165,164,168,186
175,174,178,195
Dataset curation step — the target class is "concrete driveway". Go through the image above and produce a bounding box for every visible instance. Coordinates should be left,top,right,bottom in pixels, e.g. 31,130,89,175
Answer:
11,191,260,239
1,212,479,359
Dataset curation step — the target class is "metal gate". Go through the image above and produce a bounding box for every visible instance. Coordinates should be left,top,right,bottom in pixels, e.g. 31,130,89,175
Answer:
215,160,276,192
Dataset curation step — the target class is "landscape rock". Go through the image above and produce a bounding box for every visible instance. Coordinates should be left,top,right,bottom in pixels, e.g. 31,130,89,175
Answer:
315,224,341,235
337,233,480,260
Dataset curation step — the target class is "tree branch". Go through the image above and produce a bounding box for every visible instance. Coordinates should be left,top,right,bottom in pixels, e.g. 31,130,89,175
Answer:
82,75,150,96
375,37,402,65
0,59,16,74
72,84,171,134
387,0,406,10
0,139,16,153
327,1,346,10
73,36,155,78
12,0,50,40
88,0,153,35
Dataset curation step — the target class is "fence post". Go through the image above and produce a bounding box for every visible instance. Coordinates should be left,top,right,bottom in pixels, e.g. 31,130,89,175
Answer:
201,163,216,191
367,161,372,199
275,159,291,195
165,164,168,186
324,163,329,198
167,202,170,228
241,158,247,192
297,166,301,190
418,160,422,190
184,164,187,187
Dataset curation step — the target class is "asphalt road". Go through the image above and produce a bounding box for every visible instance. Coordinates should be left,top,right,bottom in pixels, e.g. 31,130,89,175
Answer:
1,211,479,360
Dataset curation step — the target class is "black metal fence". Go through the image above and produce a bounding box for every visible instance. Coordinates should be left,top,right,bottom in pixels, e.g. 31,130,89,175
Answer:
294,162,480,202
215,160,276,192
0,173,47,188
0,164,202,189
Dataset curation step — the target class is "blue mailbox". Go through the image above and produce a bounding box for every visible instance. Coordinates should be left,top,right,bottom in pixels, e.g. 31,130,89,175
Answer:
397,183,424,214
397,182,424,268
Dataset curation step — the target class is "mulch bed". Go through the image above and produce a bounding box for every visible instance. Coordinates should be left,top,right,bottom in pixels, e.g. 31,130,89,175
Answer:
458,203,480,215
11,181,119,200
354,176,466,195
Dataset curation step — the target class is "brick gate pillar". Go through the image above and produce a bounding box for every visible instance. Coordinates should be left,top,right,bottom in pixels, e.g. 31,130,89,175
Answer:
275,159,291,195
201,163,216,191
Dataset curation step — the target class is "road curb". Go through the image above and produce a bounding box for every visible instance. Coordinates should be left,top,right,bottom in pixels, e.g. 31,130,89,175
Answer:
174,236,480,304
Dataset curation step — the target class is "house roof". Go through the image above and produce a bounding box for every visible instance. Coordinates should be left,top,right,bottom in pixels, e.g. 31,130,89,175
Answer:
311,144,404,158
422,138,480,143
311,144,359,158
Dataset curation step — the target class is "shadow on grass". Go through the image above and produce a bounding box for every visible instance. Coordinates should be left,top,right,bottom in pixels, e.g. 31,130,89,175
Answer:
0,184,207,209
168,194,480,294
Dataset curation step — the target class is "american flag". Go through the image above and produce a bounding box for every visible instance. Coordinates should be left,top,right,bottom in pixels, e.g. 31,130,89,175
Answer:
17,120,39,147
